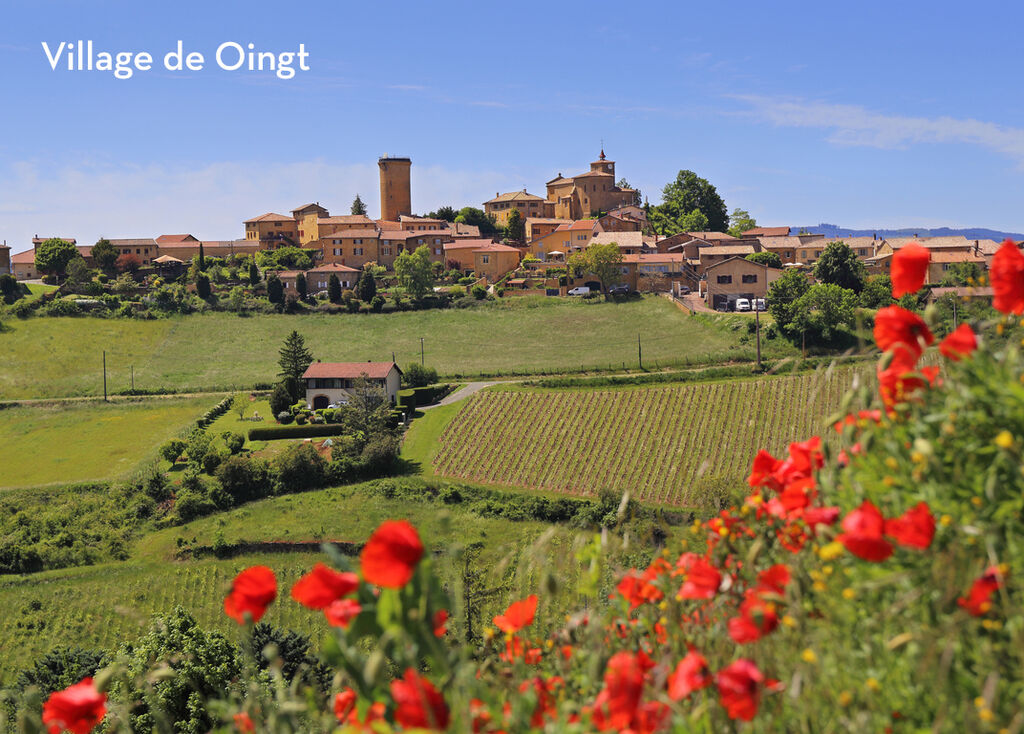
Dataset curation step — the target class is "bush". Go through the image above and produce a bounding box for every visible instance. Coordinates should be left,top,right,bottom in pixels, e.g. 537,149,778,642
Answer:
402,362,438,388
276,411,294,425
472,284,487,300
269,382,292,417
215,455,271,505
273,443,326,492
370,295,385,312
201,450,222,475
221,432,244,454
247,424,350,441
143,469,172,503
159,439,186,464
360,434,400,473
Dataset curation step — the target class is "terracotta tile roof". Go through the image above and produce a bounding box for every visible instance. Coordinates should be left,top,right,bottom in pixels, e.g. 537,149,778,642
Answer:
308,263,360,273
31,236,76,245
402,231,451,241
319,215,374,226
705,255,780,271
484,190,546,204
155,234,198,244
291,203,328,215
526,218,571,225
929,286,994,297
11,249,35,263
571,170,614,179
108,238,158,246
688,231,736,241
444,239,499,251
701,244,756,255
591,231,645,248
245,213,294,223
621,253,688,264
375,219,405,231
400,215,447,224
321,228,380,239
743,226,790,237
758,235,826,249
888,236,972,249
452,222,481,236
474,244,521,253
928,250,987,264
302,362,399,379
557,220,598,232
974,239,1002,255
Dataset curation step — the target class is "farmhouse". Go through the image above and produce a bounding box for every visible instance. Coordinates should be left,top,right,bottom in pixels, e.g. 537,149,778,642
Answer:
303,361,403,409
705,256,783,310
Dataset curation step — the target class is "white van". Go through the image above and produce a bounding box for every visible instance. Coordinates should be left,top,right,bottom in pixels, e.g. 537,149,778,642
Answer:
735,298,751,312
754,298,767,311
567,286,590,296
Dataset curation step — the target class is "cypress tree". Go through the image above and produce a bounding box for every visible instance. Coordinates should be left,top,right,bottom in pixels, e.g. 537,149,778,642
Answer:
328,273,341,303
278,330,313,401
248,261,259,286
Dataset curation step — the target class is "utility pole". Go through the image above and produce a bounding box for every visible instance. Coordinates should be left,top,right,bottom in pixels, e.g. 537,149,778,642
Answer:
102,350,108,402
131,365,134,393
755,303,762,370
420,337,425,366
952,298,958,329
638,332,643,370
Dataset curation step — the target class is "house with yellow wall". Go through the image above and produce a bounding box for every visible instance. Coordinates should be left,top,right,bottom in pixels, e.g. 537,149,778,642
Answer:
483,190,552,226
244,213,299,247
544,151,638,220
474,244,522,282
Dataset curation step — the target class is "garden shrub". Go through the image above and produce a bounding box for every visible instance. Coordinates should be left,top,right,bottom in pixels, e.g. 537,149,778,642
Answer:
273,443,326,493
247,424,349,441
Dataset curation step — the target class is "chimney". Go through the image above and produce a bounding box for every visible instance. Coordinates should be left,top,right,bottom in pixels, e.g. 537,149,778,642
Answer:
873,232,876,241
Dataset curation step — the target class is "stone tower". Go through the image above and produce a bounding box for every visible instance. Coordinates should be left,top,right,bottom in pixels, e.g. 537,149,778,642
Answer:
378,156,412,222
0,242,10,275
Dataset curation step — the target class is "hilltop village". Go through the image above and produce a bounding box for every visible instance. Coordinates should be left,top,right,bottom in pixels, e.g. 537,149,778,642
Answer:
1,151,1010,311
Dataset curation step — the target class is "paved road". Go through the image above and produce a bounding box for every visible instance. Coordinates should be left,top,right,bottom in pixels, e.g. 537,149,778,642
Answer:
422,381,506,409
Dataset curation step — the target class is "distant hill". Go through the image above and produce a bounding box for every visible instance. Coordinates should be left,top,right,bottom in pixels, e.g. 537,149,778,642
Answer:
792,223,1024,242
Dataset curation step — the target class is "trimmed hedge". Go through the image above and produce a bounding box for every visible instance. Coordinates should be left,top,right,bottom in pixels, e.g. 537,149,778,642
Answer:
248,424,350,441
397,383,453,410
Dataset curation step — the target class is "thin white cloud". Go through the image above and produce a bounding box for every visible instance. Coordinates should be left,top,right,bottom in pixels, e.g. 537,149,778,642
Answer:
0,159,512,251
733,94,1024,165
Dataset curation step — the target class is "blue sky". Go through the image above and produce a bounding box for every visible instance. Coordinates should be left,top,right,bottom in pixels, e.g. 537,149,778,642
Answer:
3,0,1024,249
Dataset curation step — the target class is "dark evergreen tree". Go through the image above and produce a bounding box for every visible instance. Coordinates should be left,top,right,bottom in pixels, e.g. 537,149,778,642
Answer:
295,272,307,299
267,274,284,305
813,241,867,293
278,330,313,400
328,273,342,303
196,273,211,299
90,238,118,272
198,241,206,270
351,194,367,215
248,261,259,286
356,270,377,302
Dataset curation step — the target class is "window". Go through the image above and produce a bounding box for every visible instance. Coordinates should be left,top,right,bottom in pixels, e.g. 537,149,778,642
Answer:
382,246,391,255
333,239,340,245
354,248,363,255
136,248,141,254
482,254,490,264
333,248,340,256
434,248,442,255
275,222,283,227
354,239,363,245
717,275,733,284
742,274,758,284
434,238,441,245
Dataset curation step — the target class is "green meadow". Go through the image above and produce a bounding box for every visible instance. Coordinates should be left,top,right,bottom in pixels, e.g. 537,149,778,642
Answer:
0,296,797,399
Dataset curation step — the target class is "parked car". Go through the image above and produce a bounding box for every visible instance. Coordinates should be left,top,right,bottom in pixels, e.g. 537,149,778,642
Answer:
754,298,767,311
735,298,751,312
567,286,590,296
609,284,631,295
677,285,692,295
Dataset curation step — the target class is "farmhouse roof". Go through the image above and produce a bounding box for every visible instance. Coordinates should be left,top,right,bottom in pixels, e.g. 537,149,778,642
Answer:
308,263,360,273
701,244,756,256
302,362,401,379
483,190,546,204
688,231,736,241
621,252,688,264
155,234,198,244
444,239,499,251
108,238,158,246
245,212,295,223
291,203,328,216
321,228,381,239
318,214,374,226
474,244,521,253
705,255,781,271
590,231,645,248
743,226,790,237
11,249,35,263
31,236,77,245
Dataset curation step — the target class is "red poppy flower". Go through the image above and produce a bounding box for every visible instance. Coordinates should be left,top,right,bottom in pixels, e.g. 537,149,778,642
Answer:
837,501,893,562
990,239,1024,314
42,678,107,734
939,324,978,361
391,669,450,731
591,651,655,731
727,591,779,644
716,659,764,721
224,566,277,624
667,650,712,701
803,505,841,531
359,520,424,589
874,306,934,359
470,699,493,733
677,556,722,600
958,566,1004,616
747,449,781,488
519,677,559,728
878,360,936,409
333,688,357,722
884,502,935,549
615,571,663,610
890,242,930,297
291,563,359,610
233,712,255,733
493,594,538,633
432,609,449,637
324,598,362,629
757,564,791,594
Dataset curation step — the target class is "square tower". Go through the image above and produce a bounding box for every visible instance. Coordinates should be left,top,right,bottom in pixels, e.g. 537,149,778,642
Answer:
378,156,412,222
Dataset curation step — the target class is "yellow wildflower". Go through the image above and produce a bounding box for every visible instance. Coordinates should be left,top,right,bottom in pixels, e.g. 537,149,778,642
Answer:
995,431,1014,449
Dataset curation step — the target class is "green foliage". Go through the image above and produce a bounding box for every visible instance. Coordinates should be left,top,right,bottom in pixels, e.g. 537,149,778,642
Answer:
745,251,782,269
426,205,457,222
247,424,350,441
402,363,438,388
256,247,313,271
939,261,983,287
728,207,757,237
266,274,283,305
183,429,212,466
273,443,327,492
116,607,241,734
327,273,341,304
221,431,245,454
453,206,498,235
370,294,385,312
295,272,307,300
860,274,894,309
215,455,272,504
248,261,260,287
567,242,624,294
15,646,105,695
34,238,79,279
350,193,367,215
615,177,642,206
394,245,435,299
269,382,293,417
195,273,211,299
159,439,186,464
278,331,313,401
471,284,487,300
793,282,858,343
767,268,812,338
813,240,867,293
355,269,377,302
90,238,118,271
504,208,525,242
647,169,728,235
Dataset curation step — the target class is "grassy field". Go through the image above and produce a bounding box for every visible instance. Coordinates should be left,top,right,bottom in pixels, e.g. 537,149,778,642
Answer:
0,396,220,489
426,369,855,506
0,297,797,399
0,483,595,683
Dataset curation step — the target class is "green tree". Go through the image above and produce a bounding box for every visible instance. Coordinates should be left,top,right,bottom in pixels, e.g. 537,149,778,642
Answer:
860,275,894,309
746,251,782,269
90,238,118,272
648,170,728,235
34,238,79,280
267,273,284,305
454,207,498,235
116,607,240,734
728,208,758,238
351,194,367,215
269,381,292,416
195,272,211,299
295,272,307,299
248,261,260,286
16,646,105,695
505,208,525,243
427,205,457,221
227,286,246,311
198,241,206,270
793,283,858,343
64,257,92,293
278,330,313,400
767,268,812,338
813,241,867,293
403,363,438,388
567,242,624,297
231,392,248,420
356,269,377,302
394,245,435,299
328,273,342,303
939,261,983,288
